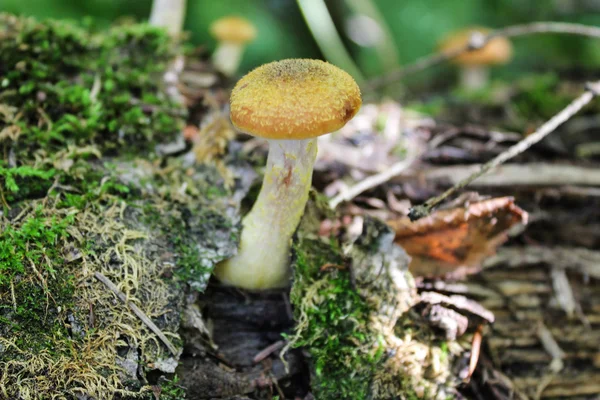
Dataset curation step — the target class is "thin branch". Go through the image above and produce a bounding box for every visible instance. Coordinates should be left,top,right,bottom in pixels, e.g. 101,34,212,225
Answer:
329,155,417,209
408,81,600,221
420,163,600,187
364,22,600,91
253,340,286,363
94,271,179,356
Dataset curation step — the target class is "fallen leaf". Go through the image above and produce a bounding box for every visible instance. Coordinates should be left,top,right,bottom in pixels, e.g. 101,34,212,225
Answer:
388,197,527,277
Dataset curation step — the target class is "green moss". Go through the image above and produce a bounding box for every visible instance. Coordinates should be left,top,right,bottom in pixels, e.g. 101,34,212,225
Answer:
290,237,383,399
0,14,202,398
0,13,184,157
0,164,55,193
157,375,187,400
289,216,459,399
0,207,76,348
141,195,238,292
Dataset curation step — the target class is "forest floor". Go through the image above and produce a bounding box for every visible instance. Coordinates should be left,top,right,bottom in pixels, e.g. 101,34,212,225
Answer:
1,14,599,400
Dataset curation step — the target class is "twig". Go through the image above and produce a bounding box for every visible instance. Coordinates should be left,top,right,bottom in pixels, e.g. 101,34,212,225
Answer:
535,321,564,399
484,246,600,278
420,163,600,187
550,268,576,317
93,271,179,356
10,279,16,312
253,340,286,364
329,155,417,208
408,81,600,221
467,324,484,381
365,22,600,91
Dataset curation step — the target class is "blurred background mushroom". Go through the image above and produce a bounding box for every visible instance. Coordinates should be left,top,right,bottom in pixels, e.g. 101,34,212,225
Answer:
438,27,513,90
209,16,257,76
148,0,186,36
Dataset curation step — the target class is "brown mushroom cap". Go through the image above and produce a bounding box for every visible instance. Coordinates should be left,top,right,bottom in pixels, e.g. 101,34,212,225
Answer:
230,59,362,140
210,16,257,44
439,27,513,66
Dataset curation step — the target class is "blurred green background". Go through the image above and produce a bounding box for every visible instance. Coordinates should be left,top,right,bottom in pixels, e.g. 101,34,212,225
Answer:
3,0,600,84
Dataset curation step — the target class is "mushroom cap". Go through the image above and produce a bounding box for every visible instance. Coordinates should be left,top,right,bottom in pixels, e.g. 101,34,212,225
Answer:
439,27,513,66
230,59,362,140
210,16,257,44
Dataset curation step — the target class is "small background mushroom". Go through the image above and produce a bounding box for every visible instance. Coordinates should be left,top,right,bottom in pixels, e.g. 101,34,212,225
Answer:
209,16,257,77
439,27,513,90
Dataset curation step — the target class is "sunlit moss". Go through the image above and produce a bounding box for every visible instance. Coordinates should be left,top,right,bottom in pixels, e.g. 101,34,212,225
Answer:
289,236,380,399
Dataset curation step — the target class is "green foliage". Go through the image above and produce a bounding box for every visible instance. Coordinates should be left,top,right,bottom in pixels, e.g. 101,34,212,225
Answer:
291,238,383,400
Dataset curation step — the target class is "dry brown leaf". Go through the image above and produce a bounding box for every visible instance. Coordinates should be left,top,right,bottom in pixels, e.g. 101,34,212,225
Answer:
388,197,528,277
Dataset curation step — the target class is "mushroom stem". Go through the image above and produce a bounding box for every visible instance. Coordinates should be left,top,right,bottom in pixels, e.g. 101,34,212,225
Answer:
459,65,489,90
214,138,318,289
212,41,244,76
149,0,187,36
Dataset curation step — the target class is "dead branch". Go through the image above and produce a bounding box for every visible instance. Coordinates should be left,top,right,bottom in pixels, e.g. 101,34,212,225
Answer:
408,81,600,221
483,246,600,278
419,163,600,187
329,155,417,208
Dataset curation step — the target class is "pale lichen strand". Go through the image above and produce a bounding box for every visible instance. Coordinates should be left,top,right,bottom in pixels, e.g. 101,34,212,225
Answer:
230,59,362,139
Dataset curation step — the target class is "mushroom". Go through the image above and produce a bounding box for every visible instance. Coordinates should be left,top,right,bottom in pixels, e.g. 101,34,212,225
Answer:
210,16,257,77
439,27,513,90
214,59,362,290
149,0,187,36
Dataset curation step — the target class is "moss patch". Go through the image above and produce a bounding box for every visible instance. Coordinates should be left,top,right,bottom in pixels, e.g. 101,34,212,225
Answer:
0,13,183,155
0,205,75,347
290,237,377,399
0,14,238,399
290,216,467,399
